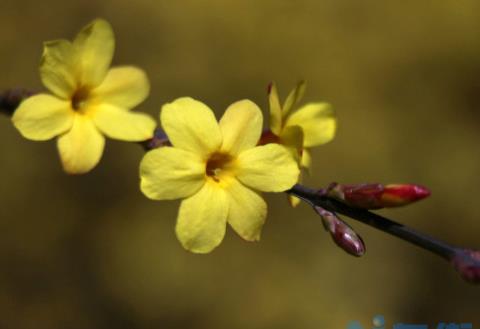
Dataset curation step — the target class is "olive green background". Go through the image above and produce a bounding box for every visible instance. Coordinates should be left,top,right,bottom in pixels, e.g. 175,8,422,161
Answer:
1,1,480,328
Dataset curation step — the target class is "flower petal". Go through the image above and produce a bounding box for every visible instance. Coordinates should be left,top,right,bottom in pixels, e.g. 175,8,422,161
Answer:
176,182,228,253
268,83,283,135
301,148,312,171
219,99,262,155
280,125,304,163
91,66,150,109
140,147,206,200
282,80,306,117
284,102,336,147
288,195,301,207
73,19,115,87
287,169,304,208
160,97,222,156
12,94,74,141
236,144,300,192
57,114,105,174
92,103,156,141
40,40,77,99
226,179,266,241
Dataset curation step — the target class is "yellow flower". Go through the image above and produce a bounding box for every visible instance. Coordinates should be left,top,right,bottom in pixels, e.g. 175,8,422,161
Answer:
140,97,300,253
269,81,336,168
268,81,336,206
12,19,155,174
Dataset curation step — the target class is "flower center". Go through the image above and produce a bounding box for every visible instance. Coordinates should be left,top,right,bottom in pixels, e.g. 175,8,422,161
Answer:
205,152,234,182
71,86,90,111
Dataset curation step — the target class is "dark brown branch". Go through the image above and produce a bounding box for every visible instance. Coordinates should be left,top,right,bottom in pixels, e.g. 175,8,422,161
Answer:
2,88,480,283
0,89,35,116
287,184,480,284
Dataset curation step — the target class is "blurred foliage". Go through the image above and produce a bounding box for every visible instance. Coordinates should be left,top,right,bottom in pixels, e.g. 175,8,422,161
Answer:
1,0,480,328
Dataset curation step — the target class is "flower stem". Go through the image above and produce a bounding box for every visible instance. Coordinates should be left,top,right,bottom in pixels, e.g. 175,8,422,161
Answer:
2,87,479,283
287,183,480,284
0,89,35,116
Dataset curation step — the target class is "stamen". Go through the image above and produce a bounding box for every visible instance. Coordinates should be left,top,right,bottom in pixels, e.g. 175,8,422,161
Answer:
71,87,90,111
206,153,233,182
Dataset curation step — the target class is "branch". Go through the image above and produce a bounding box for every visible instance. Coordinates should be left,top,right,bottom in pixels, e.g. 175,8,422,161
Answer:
287,184,480,284
0,88,34,116
3,88,480,284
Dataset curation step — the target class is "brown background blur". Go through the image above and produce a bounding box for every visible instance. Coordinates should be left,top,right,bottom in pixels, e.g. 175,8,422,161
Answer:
1,1,480,328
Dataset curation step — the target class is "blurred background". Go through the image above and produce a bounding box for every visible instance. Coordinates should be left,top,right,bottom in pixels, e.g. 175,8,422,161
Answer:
1,0,480,328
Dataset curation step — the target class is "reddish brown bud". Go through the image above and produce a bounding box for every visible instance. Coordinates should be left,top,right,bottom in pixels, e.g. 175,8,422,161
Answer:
381,184,431,207
327,183,430,209
314,206,366,257
451,249,480,284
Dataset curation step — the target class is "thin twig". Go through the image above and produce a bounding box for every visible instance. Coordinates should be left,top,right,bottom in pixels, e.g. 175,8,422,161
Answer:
0,89,34,116
287,184,480,284
2,88,480,283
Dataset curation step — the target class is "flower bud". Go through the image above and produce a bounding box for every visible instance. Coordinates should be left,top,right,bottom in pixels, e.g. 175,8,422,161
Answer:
314,206,366,257
451,249,480,284
327,183,430,209
381,184,431,207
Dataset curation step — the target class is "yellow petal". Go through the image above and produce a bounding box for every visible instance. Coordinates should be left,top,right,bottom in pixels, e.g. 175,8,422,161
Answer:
226,179,266,241
282,80,306,117
73,19,115,87
236,144,300,192
160,97,222,157
268,83,283,135
219,99,262,155
176,182,228,253
288,195,301,207
12,94,74,141
40,40,77,99
57,114,105,174
284,102,336,147
140,147,206,200
287,169,303,207
92,103,155,141
301,148,312,172
91,66,150,109
280,125,304,163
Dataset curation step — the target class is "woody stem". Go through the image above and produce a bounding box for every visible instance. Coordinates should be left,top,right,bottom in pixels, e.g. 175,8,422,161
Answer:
2,89,480,283
287,184,480,284
0,89,35,116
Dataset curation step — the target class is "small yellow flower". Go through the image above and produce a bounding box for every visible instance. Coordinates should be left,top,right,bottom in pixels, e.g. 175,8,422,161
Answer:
140,97,299,253
12,19,155,174
269,81,336,169
268,81,336,206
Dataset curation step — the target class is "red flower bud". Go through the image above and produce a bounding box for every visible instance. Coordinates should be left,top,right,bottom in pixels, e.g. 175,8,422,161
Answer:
327,183,430,209
381,184,431,207
451,249,480,284
314,206,366,257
